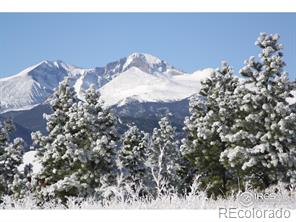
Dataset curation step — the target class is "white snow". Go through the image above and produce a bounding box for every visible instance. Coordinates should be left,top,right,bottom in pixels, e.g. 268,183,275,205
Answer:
140,53,162,64
99,67,213,107
0,72,48,112
0,60,87,112
287,91,296,105
1,185,295,209
123,52,162,71
0,61,46,82
73,74,85,100
18,151,42,175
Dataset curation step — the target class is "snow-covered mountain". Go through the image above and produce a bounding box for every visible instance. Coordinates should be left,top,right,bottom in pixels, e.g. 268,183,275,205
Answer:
0,60,85,112
100,67,212,107
0,53,213,112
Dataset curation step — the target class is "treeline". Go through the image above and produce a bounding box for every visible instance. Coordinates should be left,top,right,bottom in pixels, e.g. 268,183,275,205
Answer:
1,33,296,205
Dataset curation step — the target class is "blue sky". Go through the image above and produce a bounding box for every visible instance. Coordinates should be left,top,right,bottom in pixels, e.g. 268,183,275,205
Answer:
0,13,295,78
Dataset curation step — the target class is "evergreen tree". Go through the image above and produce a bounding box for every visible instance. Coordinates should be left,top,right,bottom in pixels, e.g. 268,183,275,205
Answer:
12,162,34,200
64,85,118,199
220,33,296,190
32,77,79,202
118,125,149,192
0,120,24,199
180,62,239,197
148,115,181,195
33,82,118,202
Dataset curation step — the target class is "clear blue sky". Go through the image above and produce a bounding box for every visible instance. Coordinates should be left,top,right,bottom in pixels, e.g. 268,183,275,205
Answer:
0,13,295,78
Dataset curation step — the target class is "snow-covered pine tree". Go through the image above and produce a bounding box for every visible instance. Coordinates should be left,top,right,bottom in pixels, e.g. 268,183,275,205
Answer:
220,33,296,190
63,85,118,199
147,114,181,195
118,125,149,193
32,77,79,202
33,82,119,202
180,62,239,197
0,119,24,199
6,138,25,195
11,162,34,200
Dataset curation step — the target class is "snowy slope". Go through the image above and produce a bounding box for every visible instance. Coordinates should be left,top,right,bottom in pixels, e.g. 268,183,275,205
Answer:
0,60,86,112
100,67,213,107
0,53,212,112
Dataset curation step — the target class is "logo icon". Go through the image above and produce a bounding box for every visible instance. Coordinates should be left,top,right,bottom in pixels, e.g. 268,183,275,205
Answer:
238,191,255,207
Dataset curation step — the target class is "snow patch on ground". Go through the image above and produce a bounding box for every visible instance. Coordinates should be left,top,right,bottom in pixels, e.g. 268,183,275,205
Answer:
1,189,296,209
18,151,42,175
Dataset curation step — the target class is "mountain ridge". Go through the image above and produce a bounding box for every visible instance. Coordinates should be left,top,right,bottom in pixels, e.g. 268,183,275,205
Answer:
0,53,212,112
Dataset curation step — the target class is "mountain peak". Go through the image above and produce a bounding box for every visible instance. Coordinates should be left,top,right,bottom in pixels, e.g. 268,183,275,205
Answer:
121,52,173,74
127,52,163,65
38,59,71,69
